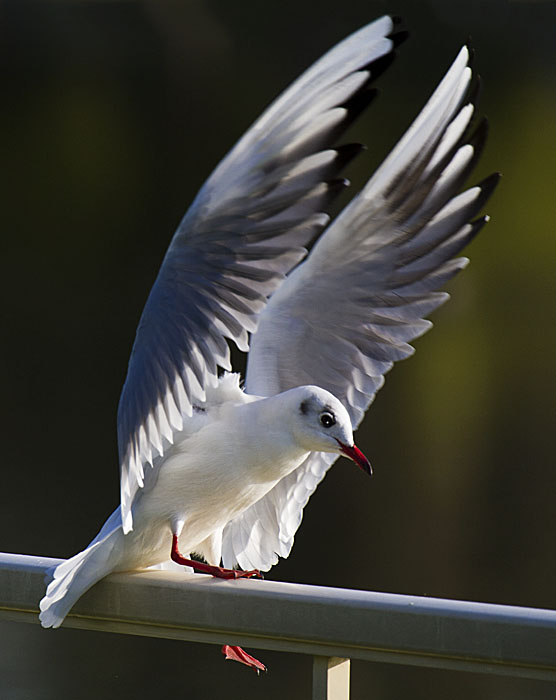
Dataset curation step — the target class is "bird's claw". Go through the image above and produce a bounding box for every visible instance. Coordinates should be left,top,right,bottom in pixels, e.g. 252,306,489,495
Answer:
217,567,263,580
236,568,263,579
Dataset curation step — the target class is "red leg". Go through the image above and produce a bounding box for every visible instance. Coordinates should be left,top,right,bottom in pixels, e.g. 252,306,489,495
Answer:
170,536,266,672
170,535,263,579
221,645,267,674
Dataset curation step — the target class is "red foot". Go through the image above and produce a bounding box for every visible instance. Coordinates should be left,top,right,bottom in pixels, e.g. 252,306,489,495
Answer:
170,535,263,579
221,645,267,674
207,566,262,580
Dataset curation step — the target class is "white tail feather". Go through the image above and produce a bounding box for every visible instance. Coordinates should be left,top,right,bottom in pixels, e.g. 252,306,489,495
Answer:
39,521,122,629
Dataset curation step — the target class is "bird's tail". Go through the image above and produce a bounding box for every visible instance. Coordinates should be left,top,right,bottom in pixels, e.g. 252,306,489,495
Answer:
39,519,122,629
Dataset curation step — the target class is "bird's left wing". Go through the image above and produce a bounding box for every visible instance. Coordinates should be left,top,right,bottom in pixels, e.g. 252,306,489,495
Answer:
221,45,499,570
117,17,400,532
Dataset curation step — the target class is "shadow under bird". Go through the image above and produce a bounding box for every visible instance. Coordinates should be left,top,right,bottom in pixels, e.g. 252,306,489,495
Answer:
39,15,499,672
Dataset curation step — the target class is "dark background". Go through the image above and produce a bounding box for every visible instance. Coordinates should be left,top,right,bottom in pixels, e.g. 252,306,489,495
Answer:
1,1,556,698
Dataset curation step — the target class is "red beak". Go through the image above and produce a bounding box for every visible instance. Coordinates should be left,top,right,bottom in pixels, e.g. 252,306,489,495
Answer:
336,440,372,476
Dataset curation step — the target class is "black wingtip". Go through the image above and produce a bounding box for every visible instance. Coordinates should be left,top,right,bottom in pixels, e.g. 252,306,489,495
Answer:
478,171,502,197
390,28,409,49
334,143,366,170
326,177,351,193
320,177,352,210
370,22,408,76
466,116,489,160
466,74,482,109
354,20,408,95
469,172,501,218
341,87,379,128
467,40,475,68
389,15,409,47
469,214,491,241
366,51,396,82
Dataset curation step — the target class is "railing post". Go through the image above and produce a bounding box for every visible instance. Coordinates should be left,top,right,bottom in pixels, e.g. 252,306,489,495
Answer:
312,656,350,700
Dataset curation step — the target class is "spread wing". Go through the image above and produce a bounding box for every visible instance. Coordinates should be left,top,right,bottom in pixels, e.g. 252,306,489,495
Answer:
117,16,400,532
221,45,499,570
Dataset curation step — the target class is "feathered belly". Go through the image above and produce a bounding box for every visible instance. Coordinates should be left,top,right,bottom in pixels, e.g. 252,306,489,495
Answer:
117,478,276,569
127,435,307,560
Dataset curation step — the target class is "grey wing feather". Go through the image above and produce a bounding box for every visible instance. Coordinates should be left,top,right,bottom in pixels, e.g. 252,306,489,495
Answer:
117,16,398,532
221,45,499,570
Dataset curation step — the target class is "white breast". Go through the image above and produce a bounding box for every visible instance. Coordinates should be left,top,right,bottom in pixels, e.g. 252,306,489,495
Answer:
123,389,310,565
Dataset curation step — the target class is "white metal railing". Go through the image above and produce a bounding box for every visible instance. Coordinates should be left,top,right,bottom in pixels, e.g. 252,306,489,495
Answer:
1,551,556,698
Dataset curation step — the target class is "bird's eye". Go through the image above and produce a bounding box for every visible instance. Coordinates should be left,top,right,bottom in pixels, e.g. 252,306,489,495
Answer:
320,412,336,428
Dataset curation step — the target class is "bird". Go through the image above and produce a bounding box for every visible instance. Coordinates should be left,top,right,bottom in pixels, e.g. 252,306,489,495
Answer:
39,15,498,674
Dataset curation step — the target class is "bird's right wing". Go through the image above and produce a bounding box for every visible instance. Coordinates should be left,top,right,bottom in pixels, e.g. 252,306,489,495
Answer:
222,45,499,570
117,16,401,532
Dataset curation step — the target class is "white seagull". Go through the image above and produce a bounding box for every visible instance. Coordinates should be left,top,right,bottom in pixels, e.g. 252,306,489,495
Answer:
39,15,498,671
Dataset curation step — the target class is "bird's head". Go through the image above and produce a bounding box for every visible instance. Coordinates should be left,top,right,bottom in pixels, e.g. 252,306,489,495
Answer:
288,386,372,476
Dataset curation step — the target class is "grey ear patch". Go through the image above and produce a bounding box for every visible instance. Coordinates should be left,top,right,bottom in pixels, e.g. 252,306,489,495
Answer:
299,400,310,415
